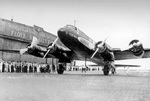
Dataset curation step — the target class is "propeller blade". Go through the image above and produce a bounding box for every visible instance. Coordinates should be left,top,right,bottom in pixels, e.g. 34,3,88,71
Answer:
104,37,108,43
43,38,59,58
31,36,39,47
121,47,128,51
51,37,58,47
20,48,28,55
91,48,99,58
97,37,108,48
91,37,108,59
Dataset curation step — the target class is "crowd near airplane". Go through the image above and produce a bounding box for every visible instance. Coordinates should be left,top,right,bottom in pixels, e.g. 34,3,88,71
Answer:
3,25,150,75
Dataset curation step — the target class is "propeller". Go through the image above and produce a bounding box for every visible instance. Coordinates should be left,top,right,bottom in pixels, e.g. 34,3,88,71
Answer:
91,48,99,59
121,39,141,51
19,36,39,55
30,36,39,47
43,37,59,58
20,48,28,55
91,38,108,59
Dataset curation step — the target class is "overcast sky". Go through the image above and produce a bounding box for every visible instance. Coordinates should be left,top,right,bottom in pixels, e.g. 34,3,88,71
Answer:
0,0,150,66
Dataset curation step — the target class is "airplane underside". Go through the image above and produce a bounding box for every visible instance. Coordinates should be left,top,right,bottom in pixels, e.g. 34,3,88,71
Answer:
15,25,149,76
57,29,117,75
56,61,116,75
102,61,116,75
0,19,150,76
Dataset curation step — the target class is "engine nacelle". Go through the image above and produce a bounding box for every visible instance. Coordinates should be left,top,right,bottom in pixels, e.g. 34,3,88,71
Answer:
95,41,107,53
27,44,47,54
47,43,58,53
129,39,144,56
94,41,114,61
26,44,35,53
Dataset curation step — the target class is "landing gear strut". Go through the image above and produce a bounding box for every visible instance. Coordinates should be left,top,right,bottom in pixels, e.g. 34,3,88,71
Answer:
103,62,110,75
103,61,116,75
57,63,66,74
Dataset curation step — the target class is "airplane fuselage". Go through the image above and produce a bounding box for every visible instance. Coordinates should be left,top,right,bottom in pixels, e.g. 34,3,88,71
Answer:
57,25,107,65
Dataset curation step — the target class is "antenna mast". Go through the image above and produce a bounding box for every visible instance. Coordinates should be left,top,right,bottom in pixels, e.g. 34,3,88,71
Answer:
74,20,76,27
11,16,14,22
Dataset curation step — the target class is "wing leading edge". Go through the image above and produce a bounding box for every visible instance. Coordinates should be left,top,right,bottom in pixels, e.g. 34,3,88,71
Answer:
114,48,150,60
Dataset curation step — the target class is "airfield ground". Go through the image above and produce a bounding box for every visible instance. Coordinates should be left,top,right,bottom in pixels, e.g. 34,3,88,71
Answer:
0,69,150,101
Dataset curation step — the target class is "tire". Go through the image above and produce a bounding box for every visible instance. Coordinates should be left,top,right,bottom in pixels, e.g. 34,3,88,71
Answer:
103,65,110,75
57,64,64,74
57,68,64,74
111,68,116,74
103,69,109,75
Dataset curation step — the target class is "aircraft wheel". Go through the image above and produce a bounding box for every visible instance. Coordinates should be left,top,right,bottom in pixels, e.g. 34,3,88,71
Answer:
111,68,116,74
103,65,110,75
57,64,65,74
57,69,64,74
103,69,109,75
111,70,115,74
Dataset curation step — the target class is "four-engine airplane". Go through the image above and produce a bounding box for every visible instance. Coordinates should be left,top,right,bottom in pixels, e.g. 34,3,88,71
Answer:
2,25,150,75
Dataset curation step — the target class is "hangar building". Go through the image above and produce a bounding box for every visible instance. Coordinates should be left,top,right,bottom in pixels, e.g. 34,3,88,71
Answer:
0,18,60,65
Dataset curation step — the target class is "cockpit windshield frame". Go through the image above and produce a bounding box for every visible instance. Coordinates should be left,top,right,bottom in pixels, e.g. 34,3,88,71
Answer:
65,25,77,30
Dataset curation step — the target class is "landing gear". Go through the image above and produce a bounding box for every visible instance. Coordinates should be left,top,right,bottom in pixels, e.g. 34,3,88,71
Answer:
111,68,116,74
103,61,116,75
103,62,110,75
57,64,66,74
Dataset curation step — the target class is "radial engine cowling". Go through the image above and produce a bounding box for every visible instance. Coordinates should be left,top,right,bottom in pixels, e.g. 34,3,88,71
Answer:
47,43,58,53
95,41,107,53
129,39,144,56
26,44,35,53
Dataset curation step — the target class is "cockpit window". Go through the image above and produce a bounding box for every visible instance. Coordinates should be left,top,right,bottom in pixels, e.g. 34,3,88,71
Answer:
66,25,72,28
65,25,77,30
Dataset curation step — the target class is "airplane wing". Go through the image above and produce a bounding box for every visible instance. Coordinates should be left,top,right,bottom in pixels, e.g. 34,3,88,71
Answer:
0,36,78,62
114,48,150,60
114,64,141,67
0,47,59,58
45,44,79,62
0,49,20,53
113,39,150,60
143,48,150,58
88,63,141,67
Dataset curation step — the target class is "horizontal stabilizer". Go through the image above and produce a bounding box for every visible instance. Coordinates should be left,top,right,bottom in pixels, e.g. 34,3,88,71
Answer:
87,64,141,67
115,64,141,67
0,49,20,53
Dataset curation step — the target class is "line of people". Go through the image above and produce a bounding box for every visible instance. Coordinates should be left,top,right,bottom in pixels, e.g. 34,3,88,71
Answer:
0,61,56,73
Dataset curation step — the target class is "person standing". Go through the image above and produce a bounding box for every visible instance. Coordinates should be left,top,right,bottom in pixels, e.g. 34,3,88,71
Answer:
37,64,40,73
5,62,9,72
24,61,28,73
7,62,11,73
29,63,33,73
18,61,22,73
0,61,3,72
10,62,14,73
33,63,37,73
16,61,19,73
2,62,5,72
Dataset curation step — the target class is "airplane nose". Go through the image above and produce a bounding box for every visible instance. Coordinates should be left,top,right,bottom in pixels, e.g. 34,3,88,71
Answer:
57,28,68,37
58,28,64,33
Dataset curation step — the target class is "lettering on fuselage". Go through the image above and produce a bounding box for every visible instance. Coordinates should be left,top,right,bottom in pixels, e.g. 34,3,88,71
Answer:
67,32,78,39
78,37,95,50
65,26,95,50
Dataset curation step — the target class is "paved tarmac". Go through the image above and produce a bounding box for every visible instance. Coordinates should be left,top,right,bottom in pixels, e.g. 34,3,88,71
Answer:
0,69,150,101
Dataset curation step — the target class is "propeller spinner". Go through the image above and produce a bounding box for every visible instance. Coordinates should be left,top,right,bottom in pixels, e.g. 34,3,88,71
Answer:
43,37,59,58
20,36,39,55
91,38,107,59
